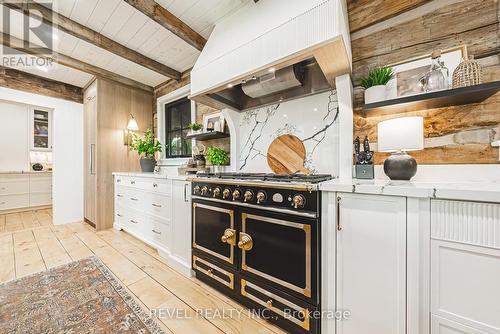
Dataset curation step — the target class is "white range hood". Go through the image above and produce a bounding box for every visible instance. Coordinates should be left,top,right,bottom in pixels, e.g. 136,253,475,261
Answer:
190,0,352,111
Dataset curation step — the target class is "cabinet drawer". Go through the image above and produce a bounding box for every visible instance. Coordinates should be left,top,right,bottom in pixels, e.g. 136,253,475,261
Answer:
0,194,30,210
114,176,130,186
114,186,128,206
193,255,234,290
144,193,171,219
136,179,171,195
0,180,29,195
29,176,52,193
240,278,313,333
431,199,500,249
149,217,171,248
30,192,52,206
126,210,149,236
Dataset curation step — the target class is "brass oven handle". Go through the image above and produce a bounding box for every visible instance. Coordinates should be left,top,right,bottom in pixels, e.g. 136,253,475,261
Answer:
237,233,253,251
337,197,342,231
221,229,236,246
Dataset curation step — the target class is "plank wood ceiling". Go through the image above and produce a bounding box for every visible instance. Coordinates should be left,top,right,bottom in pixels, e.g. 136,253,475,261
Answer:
0,0,250,89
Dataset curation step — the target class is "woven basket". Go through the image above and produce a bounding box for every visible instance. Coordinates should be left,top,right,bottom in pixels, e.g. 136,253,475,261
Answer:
452,55,483,88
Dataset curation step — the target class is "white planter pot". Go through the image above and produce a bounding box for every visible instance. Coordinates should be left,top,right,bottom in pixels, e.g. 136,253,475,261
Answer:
365,85,387,104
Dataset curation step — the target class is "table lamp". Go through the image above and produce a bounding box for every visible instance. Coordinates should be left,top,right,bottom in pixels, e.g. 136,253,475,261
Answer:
377,116,424,180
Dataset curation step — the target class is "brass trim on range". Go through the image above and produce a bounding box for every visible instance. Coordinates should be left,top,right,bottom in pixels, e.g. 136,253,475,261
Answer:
241,213,312,298
193,178,317,192
193,256,234,290
241,279,311,331
192,203,235,264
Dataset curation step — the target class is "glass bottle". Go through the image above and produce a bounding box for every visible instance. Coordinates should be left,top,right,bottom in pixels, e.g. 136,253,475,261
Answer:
419,50,450,92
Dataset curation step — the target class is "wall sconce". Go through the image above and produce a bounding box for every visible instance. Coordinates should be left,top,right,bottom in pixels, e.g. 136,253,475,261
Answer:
124,114,139,146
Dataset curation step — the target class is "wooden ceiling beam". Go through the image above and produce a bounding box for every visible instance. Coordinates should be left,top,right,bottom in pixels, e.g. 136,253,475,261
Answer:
1,33,153,92
2,1,181,80
0,66,83,103
124,0,206,51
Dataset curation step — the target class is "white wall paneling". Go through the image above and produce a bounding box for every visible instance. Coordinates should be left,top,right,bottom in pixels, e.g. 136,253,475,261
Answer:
0,100,29,171
0,87,83,225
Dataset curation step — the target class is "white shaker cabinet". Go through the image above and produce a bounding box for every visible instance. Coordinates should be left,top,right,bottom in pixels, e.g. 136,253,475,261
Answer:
336,193,407,334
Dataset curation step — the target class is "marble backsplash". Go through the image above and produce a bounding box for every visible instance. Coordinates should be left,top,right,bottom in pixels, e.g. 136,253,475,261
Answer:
225,90,340,175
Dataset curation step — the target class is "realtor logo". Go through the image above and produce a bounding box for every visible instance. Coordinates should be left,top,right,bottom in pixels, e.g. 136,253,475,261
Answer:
1,0,54,69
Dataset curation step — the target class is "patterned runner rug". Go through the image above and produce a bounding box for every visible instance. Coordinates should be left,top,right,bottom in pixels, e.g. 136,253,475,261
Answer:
0,256,166,334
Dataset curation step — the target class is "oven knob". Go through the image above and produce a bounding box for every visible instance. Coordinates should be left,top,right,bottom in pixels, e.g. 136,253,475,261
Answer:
213,187,221,198
222,188,231,199
201,186,209,196
292,194,306,209
193,185,201,195
256,191,267,204
244,190,253,202
232,189,241,200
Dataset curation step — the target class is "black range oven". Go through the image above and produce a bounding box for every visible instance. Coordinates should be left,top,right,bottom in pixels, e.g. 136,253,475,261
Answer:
191,173,331,334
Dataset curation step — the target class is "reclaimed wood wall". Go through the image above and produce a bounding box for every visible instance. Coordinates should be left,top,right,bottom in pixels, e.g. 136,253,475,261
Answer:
349,0,500,164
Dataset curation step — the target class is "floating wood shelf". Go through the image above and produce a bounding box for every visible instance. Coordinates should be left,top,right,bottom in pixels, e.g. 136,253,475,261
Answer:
186,131,229,141
363,81,500,116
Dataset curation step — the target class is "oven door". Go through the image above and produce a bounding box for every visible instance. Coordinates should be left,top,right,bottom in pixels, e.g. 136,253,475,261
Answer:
192,199,236,267
239,209,318,304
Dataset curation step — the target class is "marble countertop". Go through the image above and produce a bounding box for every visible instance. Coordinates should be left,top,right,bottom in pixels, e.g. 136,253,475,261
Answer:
112,172,190,181
0,170,52,174
319,179,500,203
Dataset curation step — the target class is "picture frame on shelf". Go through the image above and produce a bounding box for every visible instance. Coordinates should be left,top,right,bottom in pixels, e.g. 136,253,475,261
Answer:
203,112,225,132
386,45,467,99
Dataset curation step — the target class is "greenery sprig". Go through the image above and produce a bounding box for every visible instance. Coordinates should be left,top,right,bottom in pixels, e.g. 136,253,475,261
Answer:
206,147,229,166
130,128,162,159
361,66,394,89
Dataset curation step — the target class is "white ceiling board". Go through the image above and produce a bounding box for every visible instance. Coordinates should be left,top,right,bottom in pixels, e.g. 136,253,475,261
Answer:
125,20,160,51
37,0,76,18
84,0,121,32
69,0,99,25
112,10,149,45
99,1,136,38
7,61,93,87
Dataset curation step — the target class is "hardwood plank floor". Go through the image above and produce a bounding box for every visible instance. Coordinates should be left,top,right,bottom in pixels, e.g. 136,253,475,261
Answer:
1,208,53,233
0,222,287,334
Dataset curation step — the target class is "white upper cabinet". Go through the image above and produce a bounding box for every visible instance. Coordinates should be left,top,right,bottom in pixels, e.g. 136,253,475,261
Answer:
336,193,407,334
31,107,52,151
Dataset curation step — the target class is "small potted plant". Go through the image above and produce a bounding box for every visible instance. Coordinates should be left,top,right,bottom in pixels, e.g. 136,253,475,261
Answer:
206,146,229,173
361,66,394,104
188,123,203,134
130,128,162,172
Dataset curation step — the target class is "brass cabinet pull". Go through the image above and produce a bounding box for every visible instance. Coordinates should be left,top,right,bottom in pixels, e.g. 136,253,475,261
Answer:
130,220,138,224
337,197,342,231
130,198,138,201
152,203,162,208
153,183,158,188
266,300,273,308
117,194,123,198
116,213,123,217
221,229,236,246
152,229,161,235
116,179,121,183
238,233,253,251
130,180,135,185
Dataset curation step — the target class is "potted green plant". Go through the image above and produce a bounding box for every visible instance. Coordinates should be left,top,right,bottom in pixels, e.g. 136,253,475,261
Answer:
130,128,162,172
206,146,229,173
188,123,203,134
361,66,394,103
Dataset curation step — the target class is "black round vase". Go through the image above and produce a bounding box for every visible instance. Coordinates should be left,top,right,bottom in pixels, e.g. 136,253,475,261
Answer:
383,152,417,180
140,158,156,173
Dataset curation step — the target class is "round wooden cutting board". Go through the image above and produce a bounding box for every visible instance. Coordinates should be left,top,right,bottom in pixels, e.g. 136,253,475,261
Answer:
267,134,311,175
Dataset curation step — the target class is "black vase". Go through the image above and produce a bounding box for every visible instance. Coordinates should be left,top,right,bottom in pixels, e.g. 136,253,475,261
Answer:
383,152,417,180
140,158,156,173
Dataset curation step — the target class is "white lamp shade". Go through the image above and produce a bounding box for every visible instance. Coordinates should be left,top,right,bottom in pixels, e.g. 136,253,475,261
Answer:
127,116,139,131
377,116,424,152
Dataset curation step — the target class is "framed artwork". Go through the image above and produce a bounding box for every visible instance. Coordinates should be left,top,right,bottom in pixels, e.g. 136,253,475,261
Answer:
386,45,468,99
203,112,225,132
